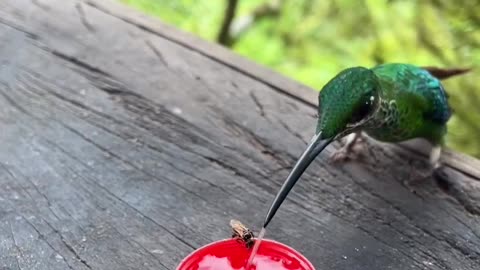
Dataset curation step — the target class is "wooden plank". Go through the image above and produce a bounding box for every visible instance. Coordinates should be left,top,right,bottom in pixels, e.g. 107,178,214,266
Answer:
0,0,478,270
83,0,480,180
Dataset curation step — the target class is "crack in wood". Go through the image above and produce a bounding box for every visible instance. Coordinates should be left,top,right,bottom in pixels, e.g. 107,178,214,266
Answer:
277,118,308,144
107,224,170,270
9,221,23,270
42,219,91,270
161,157,247,203
75,2,95,32
0,88,32,116
249,91,265,117
219,114,291,167
0,17,39,40
30,45,144,99
22,216,74,270
0,163,66,228
31,0,50,11
46,48,109,76
145,39,169,67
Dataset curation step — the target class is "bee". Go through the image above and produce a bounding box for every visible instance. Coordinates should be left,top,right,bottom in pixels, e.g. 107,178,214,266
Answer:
230,219,255,249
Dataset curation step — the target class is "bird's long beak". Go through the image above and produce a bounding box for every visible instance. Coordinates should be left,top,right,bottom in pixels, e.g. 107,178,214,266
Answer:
263,132,333,228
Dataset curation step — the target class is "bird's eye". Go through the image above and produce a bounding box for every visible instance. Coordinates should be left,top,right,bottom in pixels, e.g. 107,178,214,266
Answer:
350,96,374,124
350,104,370,123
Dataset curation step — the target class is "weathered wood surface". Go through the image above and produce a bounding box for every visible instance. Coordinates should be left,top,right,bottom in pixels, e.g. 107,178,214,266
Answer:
0,0,479,269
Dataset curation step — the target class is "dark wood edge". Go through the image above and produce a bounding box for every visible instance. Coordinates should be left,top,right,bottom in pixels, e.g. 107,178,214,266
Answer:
85,0,480,180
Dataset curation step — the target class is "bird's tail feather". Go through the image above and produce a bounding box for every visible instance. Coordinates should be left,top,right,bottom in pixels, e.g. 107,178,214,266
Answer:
422,66,472,80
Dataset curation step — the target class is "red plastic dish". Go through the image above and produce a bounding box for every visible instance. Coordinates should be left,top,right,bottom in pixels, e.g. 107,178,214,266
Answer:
176,238,315,270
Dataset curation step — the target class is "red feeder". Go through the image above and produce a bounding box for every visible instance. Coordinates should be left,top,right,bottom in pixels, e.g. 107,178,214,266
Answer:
176,238,315,270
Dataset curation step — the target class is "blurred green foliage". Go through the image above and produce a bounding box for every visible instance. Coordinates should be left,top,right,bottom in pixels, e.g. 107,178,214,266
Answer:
121,0,480,158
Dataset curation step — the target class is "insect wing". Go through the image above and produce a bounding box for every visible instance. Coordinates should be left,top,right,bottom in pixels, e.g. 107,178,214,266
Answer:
230,219,246,237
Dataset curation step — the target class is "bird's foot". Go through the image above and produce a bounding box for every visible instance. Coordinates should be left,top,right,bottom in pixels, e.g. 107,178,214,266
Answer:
403,169,430,195
329,132,365,163
404,145,443,192
404,167,434,187
404,165,451,196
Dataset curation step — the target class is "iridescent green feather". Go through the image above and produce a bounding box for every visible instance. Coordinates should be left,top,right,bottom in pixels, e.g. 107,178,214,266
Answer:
365,63,450,145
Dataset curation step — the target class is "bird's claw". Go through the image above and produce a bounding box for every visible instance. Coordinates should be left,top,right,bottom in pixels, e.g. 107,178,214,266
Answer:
405,168,432,186
328,133,366,164
403,145,444,193
329,149,350,163
405,164,450,195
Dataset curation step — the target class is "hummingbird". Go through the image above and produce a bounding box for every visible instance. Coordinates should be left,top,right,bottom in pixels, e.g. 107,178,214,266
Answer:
263,63,470,228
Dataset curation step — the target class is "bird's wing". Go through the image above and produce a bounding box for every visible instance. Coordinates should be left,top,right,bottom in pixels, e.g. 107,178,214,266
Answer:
408,67,452,125
373,63,451,125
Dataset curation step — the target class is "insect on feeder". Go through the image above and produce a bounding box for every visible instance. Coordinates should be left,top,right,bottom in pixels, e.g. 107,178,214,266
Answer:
176,220,315,270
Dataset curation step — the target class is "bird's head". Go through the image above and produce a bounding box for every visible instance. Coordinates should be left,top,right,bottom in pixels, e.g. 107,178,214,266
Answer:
316,67,380,139
263,67,380,228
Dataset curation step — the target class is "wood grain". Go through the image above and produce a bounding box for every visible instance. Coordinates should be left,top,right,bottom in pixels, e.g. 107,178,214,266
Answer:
0,0,478,269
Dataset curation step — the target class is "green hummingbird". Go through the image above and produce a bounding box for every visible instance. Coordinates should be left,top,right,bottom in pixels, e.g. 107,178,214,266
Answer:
263,63,470,228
